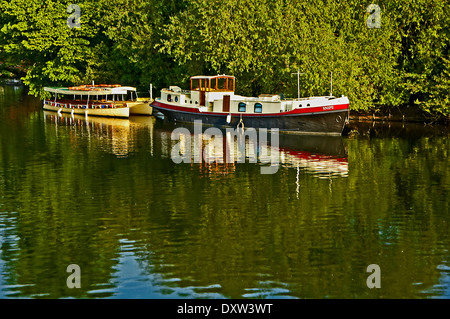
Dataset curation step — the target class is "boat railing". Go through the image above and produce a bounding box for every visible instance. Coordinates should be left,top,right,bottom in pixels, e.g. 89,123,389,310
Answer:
293,96,334,101
43,99,121,109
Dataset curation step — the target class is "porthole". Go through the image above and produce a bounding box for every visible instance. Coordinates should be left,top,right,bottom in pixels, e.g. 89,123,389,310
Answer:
254,103,262,113
175,96,178,102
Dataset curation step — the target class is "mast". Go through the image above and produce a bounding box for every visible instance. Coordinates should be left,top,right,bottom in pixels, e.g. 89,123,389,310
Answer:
291,69,305,100
330,71,333,97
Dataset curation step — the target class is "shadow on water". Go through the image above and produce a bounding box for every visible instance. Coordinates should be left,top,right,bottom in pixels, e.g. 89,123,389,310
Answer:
345,120,449,138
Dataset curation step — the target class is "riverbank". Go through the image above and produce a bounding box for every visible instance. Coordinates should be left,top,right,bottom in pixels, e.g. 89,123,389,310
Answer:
344,119,449,138
350,105,449,125
345,104,450,137
0,78,23,86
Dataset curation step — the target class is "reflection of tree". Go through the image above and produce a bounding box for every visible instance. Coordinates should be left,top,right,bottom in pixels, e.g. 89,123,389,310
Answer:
129,136,449,298
0,99,449,298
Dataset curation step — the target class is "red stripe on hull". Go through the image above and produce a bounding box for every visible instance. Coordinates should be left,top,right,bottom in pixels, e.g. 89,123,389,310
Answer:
151,100,349,117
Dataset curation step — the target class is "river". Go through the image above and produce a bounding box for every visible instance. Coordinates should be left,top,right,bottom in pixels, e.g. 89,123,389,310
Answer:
0,85,448,298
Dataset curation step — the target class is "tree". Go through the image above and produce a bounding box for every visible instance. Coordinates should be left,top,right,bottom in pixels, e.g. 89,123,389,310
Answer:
0,0,186,97
0,0,448,119
389,0,450,118
0,0,104,96
160,0,403,111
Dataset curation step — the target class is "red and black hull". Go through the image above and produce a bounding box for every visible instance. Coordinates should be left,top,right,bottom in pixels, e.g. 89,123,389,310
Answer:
151,101,349,135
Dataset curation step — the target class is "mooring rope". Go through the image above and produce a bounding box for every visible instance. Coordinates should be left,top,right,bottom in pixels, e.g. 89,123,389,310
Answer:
237,114,245,131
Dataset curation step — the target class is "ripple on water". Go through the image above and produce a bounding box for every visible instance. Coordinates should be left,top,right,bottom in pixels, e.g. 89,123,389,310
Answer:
242,280,297,299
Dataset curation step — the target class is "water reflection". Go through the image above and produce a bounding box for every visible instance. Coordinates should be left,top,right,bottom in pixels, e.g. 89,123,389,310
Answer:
45,112,348,180
0,89,449,299
43,111,144,157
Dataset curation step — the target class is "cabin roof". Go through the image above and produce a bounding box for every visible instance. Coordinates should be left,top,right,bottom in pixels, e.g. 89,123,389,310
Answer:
190,75,235,80
44,86,136,95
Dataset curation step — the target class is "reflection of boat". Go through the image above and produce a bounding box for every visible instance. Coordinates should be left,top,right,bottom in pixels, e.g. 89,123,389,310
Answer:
43,84,152,118
278,135,348,178
44,110,130,127
151,74,350,135
43,110,132,156
0,78,22,86
43,112,348,177
152,121,348,177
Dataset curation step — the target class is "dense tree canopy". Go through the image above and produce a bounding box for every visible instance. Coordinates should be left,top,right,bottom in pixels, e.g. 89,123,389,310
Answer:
0,0,448,118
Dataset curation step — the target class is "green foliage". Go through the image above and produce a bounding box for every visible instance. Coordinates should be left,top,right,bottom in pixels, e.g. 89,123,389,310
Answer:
160,0,448,116
0,0,448,118
161,0,402,111
0,0,186,96
0,0,101,96
418,57,450,117
90,0,188,92
389,0,450,117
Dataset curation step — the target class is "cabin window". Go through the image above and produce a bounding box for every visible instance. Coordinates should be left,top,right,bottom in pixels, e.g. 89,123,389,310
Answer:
238,102,246,112
167,94,172,102
175,96,178,102
254,103,262,113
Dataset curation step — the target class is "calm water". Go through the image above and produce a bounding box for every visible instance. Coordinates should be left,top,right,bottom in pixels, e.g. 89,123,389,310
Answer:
0,85,449,299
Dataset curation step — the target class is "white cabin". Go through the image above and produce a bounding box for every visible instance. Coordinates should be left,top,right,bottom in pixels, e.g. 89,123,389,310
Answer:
158,75,349,114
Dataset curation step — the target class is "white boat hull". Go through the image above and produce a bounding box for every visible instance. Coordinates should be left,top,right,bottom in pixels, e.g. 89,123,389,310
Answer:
128,100,153,115
43,104,129,118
